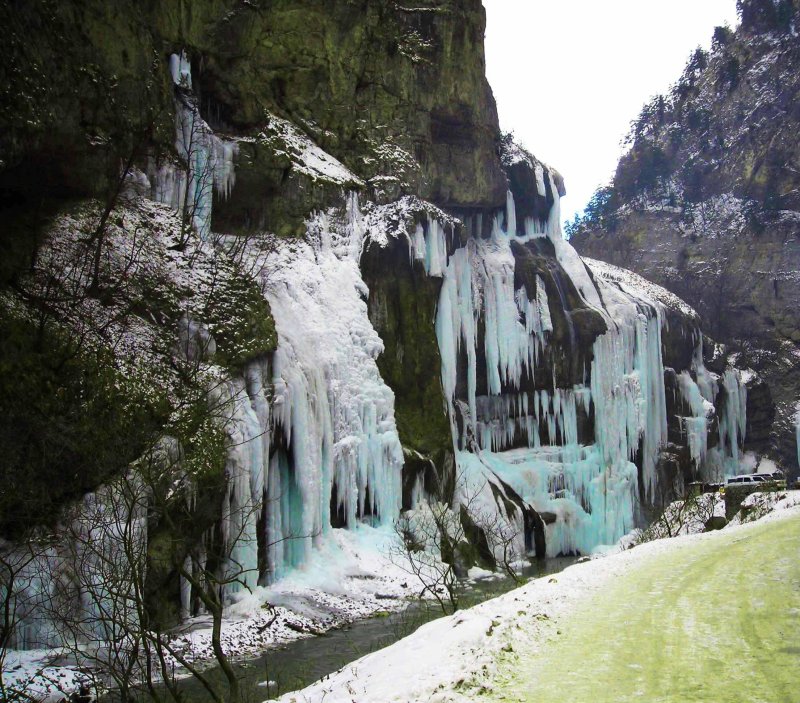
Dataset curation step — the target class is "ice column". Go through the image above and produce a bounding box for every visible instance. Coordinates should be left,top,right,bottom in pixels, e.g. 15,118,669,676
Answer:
679,337,749,480
212,362,272,595
151,53,239,238
719,368,747,474
169,50,192,88
268,347,332,578
677,370,712,467
590,311,667,503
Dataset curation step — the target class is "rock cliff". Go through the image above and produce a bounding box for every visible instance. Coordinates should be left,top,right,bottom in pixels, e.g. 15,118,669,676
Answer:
0,0,754,650
572,0,800,476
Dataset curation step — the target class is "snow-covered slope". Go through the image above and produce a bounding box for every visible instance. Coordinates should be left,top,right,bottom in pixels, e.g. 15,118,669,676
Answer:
266,499,800,703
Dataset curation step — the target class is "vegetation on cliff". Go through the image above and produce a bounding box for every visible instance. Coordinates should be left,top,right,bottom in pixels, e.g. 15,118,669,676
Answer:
571,0,800,471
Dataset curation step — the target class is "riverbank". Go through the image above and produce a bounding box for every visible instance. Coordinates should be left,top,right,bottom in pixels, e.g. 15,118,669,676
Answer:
3,526,413,701
2,524,555,701
268,491,800,703
7,493,798,702
170,556,576,702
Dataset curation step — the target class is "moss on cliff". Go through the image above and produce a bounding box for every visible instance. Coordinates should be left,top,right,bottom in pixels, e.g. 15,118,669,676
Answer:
1,0,506,228
204,273,277,369
361,233,454,501
0,314,170,536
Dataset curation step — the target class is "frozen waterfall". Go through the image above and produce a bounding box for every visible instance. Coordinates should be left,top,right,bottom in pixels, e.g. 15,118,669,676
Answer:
675,337,749,481
150,53,238,239
253,195,404,581
409,188,673,555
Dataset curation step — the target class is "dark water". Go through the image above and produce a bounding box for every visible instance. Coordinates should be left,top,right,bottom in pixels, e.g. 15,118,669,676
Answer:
165,556,577,703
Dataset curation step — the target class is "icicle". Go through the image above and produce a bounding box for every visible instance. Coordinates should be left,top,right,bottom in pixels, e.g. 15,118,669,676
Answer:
677,371,711,468
410,222,426,265
260,195,403,580
410,472,425,508
506,190,517,236
424,220,448,276
545,172,562,241
209,374,264,596
534,162,546,197
719,368,747,475
151,53,239,239
169,50,192,88
180,556,193,619
795,406,800,471
523,216,547,239
692,339,719,403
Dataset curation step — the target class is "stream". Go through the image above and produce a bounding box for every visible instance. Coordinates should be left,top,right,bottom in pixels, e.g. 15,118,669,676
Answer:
168,556,578,702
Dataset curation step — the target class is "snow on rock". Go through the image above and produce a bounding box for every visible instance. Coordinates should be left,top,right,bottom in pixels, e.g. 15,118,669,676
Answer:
728,489,800,526
361,196,456,249
631,492,726,543
499,139,564,198
8,197,234,391
1,650,97,703
584,256,699,320
256,113,365,187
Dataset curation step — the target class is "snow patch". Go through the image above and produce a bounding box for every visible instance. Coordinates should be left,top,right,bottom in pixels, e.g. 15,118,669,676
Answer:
257,114,364,187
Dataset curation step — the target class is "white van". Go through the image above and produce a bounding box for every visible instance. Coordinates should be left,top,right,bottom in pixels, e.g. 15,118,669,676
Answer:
726,474,766,485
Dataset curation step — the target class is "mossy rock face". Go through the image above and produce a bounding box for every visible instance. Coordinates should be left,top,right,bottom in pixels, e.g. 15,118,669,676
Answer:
197,0,508,210
704,515,727,531
2,0,506,232
510,239,607,390
143,419,229,629
212,138,299,236
361,232,455,504
661,309,698,372
744,376,774,452
204,275,277,369
0,1,174,199
0,315,171,537
456,503,495,572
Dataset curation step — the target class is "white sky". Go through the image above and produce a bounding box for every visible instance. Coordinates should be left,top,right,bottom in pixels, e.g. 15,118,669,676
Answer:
483,0,740,220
